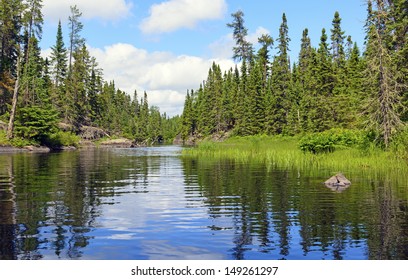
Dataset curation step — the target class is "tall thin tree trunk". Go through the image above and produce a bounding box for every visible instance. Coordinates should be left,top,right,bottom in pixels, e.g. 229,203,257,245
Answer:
7,58,21,140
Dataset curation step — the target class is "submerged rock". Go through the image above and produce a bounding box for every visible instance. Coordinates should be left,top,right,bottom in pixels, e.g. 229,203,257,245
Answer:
324,173,351,186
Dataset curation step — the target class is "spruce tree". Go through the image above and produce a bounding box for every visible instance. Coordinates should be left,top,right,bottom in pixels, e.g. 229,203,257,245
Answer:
66,45,91,130
50,20,67,87
314,28,336,131
245,60,264,134
227,10,254,62
269,13,291,134
68,5,85,71
181,90,193,140
23,0,43,40
330,11,346,67
0,0,25,115
50,20,68,116
389,0,408,121
363,0,403,147
257,34,274,88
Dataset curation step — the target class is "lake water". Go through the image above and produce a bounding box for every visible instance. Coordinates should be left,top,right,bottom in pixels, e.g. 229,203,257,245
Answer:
1,146,407,260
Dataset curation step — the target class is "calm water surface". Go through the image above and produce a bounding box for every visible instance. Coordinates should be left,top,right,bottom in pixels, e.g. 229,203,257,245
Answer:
0,146,407,260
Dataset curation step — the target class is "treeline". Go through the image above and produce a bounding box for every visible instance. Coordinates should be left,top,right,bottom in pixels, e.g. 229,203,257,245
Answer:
181,0,407,148
0,1,179,146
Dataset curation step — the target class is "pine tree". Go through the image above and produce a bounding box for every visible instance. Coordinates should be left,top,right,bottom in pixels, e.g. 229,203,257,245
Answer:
269,13,292,134
21,35,43,105
234,59,248,135
314,28,336,131
181,90,194,140
88,69,100,123
221,69,234,131
49,20,68,117
257,34,274,88
66,45,92,130
330,11,346,67
227,10,254,62
296,29,318,132
22,0,43,68
245,60,264,134
50,20,67,87
389,0,408,121
0,0,24,115
23,0,43,40
68,5,85,71
363,0,403,147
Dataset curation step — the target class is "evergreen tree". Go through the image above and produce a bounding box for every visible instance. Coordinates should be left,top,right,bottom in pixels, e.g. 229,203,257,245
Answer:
363,0,403,147
50,20,67,87
257,34,274,88
23,0,43,40
245,60,264,134
68,5,85,71
22,0,43,67
330,11,346,67
221,69,235,131
49,20,68,116
88,69,100,123
21,35,43,105
0,0,24,115
389,0,408,121
314,28,336,131
66,44,92,129
227,10,254,62
181,90,195,139
269,13,292,134
234,59,248,135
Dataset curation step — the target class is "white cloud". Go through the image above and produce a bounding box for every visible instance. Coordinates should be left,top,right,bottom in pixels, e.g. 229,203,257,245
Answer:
140,0,227,34
86,43,235,116
43,0,132,22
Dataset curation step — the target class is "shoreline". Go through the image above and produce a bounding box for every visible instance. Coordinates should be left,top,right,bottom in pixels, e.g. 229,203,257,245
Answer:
0,137,144,153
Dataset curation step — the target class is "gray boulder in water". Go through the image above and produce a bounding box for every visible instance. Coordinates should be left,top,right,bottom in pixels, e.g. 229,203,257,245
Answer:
324,173,351,186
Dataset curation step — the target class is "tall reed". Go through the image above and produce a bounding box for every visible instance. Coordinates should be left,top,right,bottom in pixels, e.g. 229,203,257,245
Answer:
182,135,408,175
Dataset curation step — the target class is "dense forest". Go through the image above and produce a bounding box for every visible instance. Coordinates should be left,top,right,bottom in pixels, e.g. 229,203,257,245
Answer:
180,0,407,149
0,1,179,147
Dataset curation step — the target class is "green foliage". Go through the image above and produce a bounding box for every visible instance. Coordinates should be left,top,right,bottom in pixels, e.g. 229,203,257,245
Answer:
1,130,34,147
15,105,58,144
0,130,10,146
390,126,408,159
299,129,364,153
43,131,80,148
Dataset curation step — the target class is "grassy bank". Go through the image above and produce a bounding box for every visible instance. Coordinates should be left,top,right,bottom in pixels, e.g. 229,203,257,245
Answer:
0,130,80,149
182,135,408,174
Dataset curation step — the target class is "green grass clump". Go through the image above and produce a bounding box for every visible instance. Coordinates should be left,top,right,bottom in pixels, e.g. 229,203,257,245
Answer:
182,135,408,173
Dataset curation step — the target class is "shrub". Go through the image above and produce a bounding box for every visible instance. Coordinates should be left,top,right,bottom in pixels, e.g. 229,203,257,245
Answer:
14,106,59,143
44,131,80,148
390,126,408,159
299,129,364,153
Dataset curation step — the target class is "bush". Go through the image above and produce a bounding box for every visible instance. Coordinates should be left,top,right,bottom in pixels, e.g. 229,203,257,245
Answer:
0,130,10,146
15,106,59,143
390,127,408,159
44,131,80,148
299,129,364,153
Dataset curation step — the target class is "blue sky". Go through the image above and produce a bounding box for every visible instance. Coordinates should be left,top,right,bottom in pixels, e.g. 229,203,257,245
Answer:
41,0,368,116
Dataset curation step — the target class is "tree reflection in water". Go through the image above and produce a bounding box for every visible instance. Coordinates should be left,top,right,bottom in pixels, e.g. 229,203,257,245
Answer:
0,149,408,260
